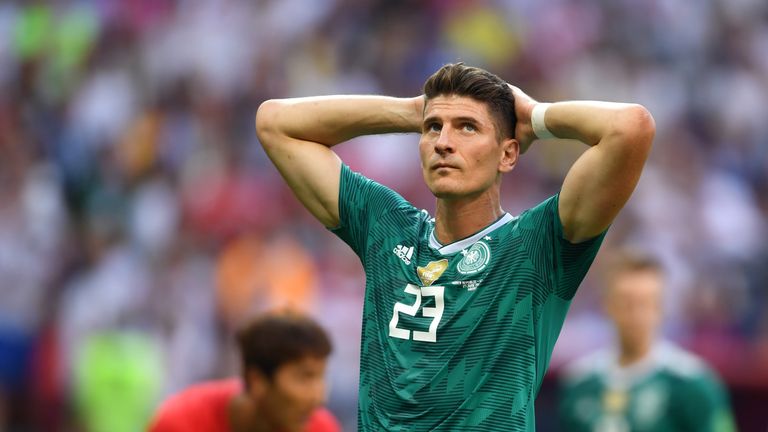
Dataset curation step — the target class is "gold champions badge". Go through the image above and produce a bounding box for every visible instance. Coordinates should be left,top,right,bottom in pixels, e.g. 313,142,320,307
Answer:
417,259,448,286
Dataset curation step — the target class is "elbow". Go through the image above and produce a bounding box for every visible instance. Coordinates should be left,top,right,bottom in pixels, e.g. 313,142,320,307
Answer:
614,104,656,153
629,104,656,144
255,99,286,148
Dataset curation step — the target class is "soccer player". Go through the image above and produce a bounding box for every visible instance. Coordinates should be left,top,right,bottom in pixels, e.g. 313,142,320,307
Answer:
148,310,341,432
256,63,655,431
558,250,737,432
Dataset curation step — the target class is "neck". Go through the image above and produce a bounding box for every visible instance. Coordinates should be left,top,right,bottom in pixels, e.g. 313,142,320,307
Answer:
434,189,503,245
617,338,653,367
228,393,269,432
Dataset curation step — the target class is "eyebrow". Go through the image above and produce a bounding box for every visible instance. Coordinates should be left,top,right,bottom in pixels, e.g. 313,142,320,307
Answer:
453,116,481,125
422,115,482,127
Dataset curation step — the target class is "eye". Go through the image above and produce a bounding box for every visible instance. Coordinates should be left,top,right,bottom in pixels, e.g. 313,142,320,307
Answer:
462,123,477,132
425,122,441,133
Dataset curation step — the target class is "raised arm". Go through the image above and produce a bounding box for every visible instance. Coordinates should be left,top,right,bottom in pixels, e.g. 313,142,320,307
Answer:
511,88,656,243
255,96,423,227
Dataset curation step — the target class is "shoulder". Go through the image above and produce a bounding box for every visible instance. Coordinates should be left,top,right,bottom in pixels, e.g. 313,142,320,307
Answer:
560,348,612,386
516,195,559,224
493,195,557,244
655,343,734,413
150,379,240,431
338,164,416,215
163,379,241,407
656,342,713,379
306,407,342,432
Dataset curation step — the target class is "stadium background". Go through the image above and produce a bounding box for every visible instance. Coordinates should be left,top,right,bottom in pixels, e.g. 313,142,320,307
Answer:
0,0,766,430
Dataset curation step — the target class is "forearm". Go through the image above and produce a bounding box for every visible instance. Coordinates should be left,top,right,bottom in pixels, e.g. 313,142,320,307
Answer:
550,100,655,242
256,95,423,147
541,101,654,148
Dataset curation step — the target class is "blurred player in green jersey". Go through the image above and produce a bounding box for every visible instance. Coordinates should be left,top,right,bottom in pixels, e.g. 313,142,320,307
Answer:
559,250,736,432
256,63,655,431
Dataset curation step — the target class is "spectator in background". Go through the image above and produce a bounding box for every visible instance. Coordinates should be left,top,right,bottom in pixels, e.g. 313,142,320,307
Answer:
149,310,340,432
72,331,163,432
558,250,736,432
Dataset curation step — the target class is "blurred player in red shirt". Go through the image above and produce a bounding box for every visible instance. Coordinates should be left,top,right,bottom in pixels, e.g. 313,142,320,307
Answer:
149,311,341,432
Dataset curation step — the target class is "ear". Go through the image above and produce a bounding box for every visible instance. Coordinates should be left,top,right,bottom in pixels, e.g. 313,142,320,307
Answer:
245,369,267,400
498,138,519,173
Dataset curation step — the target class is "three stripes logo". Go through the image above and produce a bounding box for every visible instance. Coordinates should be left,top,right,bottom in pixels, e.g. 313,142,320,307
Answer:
393,245,414,265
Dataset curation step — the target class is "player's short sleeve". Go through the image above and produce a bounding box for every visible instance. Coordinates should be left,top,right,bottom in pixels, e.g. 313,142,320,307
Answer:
329,164,410,263
518,194,607,300
675,370,736,432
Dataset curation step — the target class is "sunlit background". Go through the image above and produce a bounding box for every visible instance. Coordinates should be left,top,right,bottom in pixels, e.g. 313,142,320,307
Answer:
0,0,766,431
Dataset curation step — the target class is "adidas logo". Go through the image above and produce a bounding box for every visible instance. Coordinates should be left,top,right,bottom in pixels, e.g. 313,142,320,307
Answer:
393,245,414,265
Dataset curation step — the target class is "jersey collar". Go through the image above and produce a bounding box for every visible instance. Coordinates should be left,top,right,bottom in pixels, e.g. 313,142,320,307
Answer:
429,213,514,255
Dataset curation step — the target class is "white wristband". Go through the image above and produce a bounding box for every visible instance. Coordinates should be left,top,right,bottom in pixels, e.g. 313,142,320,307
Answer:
531,103,556,140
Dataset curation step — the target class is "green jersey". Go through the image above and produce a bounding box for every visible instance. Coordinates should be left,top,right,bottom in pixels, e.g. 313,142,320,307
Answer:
330,165,606,431
558,342,736,432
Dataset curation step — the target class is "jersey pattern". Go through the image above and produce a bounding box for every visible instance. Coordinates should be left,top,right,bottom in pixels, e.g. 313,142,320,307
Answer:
331,165,605,431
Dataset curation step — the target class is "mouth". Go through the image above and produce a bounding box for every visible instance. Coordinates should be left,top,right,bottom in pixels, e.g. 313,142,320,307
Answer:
431,162,458,171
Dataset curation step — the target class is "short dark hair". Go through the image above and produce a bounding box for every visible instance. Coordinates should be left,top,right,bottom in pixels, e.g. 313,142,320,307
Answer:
604,248,664,291
423,63,516,140
236,310,332,381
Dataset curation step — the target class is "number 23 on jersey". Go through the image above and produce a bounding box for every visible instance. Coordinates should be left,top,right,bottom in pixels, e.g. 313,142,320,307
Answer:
388,284,445,343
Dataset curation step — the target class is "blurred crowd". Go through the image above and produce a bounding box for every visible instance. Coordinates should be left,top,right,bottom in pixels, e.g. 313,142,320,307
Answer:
0,0,766,430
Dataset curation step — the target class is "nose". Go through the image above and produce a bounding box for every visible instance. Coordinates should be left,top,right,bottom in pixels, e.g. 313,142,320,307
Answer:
435,127,454,154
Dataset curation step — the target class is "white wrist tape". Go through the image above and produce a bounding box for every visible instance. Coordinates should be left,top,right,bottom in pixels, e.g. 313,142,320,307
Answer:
531,103,556,140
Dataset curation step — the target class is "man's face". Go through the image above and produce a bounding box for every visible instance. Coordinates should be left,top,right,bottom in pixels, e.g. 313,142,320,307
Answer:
419,95,517,199
604,270,663,350
259,356,328,432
